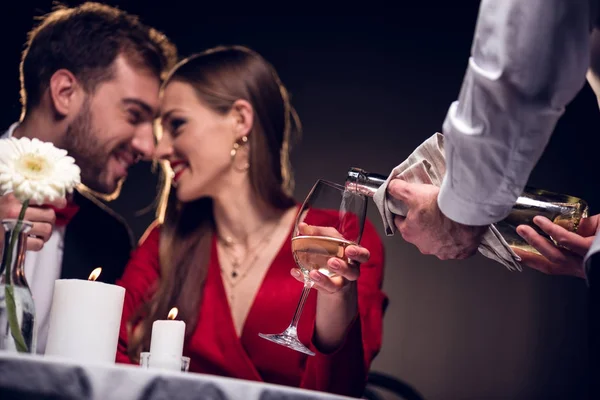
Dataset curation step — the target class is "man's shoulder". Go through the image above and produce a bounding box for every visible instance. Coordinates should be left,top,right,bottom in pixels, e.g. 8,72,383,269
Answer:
74,188,135,249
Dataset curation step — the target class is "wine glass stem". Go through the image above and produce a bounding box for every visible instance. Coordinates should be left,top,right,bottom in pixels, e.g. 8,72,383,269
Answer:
284,280,314,336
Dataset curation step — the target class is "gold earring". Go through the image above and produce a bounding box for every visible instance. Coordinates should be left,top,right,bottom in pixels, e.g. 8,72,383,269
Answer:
230,136,249,172
229,135,248,159
234,161,250,172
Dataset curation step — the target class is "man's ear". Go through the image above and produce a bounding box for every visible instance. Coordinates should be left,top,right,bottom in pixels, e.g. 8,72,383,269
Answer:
48,69,83,117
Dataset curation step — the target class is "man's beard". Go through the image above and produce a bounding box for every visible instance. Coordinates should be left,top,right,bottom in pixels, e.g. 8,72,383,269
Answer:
63,99,119,195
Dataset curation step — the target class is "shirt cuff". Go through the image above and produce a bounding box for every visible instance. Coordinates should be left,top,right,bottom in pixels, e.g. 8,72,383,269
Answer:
438,176,514,226
584,235,600,285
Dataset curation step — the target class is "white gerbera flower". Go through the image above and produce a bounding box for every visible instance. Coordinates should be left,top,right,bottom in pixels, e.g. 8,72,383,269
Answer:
0,137,81,205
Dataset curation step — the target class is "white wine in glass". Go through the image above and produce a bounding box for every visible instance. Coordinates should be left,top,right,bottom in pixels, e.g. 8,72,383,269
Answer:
291,235,355,278
259,179,367,356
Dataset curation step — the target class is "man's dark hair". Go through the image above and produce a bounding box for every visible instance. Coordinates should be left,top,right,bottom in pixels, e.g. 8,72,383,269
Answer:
19,2,178,111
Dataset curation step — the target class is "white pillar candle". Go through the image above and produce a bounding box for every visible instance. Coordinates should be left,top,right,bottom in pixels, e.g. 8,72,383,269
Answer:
149,319,186,357
44,279,125,364
147,317,186,371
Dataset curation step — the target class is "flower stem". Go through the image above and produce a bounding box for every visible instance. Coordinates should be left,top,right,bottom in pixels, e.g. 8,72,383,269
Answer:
4,199,30,352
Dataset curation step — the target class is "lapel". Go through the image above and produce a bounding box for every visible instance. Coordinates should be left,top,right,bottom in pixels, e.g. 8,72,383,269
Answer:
1,122,19,139
199,236,264,381
202,213,317,382
60,189,134,284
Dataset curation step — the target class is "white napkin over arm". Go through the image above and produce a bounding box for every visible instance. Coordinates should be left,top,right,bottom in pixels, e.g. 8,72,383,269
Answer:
373,133,522,271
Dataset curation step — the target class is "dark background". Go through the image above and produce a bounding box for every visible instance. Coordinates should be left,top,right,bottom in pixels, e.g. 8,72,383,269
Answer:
1,1,598,399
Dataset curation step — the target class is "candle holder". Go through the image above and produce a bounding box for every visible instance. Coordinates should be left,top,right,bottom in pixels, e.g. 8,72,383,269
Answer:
140,352,190,372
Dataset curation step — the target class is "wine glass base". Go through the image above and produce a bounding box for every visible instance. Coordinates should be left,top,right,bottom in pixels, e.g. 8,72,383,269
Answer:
258,332,315,356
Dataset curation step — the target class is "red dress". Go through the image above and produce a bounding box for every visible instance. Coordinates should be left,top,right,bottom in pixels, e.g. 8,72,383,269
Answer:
116,208,387,398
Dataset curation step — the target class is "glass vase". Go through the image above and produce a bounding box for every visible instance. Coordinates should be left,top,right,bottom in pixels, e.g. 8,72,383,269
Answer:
0,218,36,353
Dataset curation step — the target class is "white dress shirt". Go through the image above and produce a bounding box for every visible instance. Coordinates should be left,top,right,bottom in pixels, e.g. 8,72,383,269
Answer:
2,123,65,354
438,0,594,226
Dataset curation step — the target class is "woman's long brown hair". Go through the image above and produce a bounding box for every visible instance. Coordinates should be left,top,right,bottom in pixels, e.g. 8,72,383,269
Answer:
127,45,301,361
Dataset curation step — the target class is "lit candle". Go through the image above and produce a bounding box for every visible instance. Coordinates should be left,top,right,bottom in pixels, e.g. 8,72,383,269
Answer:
147,307,186,370
44,268,125,364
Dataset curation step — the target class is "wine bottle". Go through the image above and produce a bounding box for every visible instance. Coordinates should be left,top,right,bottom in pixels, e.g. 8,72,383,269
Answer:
344,167,589,255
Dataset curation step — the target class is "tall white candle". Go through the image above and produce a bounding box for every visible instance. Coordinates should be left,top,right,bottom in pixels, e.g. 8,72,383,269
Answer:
44,277,125,364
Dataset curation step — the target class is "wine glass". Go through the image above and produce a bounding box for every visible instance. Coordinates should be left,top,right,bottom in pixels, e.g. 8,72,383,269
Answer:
259,179,367,356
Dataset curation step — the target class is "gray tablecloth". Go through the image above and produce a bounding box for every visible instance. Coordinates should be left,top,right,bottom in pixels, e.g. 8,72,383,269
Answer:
0,352,353,400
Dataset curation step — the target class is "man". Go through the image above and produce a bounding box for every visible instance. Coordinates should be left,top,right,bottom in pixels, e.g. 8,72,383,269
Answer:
382,2,600,396
0,2,177,353
386,1,598,262
514,55,600,277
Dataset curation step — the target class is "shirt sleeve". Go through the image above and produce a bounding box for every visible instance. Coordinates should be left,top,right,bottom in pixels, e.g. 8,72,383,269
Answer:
438,0,592,226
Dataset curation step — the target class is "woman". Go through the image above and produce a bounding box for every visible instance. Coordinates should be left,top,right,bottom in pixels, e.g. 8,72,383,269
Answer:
116,45,386,397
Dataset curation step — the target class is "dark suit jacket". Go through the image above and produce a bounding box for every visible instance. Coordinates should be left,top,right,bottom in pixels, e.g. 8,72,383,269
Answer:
60,189,134,285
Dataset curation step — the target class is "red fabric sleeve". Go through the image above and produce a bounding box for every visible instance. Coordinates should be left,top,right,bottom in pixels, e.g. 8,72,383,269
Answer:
115,224,162,364
300,218,387,397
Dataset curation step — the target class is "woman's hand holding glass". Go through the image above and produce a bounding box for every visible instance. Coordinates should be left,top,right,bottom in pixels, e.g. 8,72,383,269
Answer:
290,222,370,294
259,179,367,355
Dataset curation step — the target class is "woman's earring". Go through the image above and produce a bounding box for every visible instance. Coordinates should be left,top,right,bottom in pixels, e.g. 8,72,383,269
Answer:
230,136,249,172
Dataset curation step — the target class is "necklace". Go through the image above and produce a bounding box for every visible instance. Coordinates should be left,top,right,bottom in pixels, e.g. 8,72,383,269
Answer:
217,215,285,286
217,216,278,249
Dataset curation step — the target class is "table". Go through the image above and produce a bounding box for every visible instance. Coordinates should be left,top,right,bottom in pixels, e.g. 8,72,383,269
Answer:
0,352,354,400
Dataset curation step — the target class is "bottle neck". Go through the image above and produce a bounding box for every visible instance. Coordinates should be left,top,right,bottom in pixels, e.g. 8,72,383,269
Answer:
344,167,387,198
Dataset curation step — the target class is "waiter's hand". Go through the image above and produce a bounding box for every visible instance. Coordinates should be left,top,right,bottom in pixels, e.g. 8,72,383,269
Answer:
514,214,600,279
0,193,66,252
387,180,487,260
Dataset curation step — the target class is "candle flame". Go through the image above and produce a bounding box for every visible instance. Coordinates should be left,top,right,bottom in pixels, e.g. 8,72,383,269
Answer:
88,267,102,281
168,307,178,320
